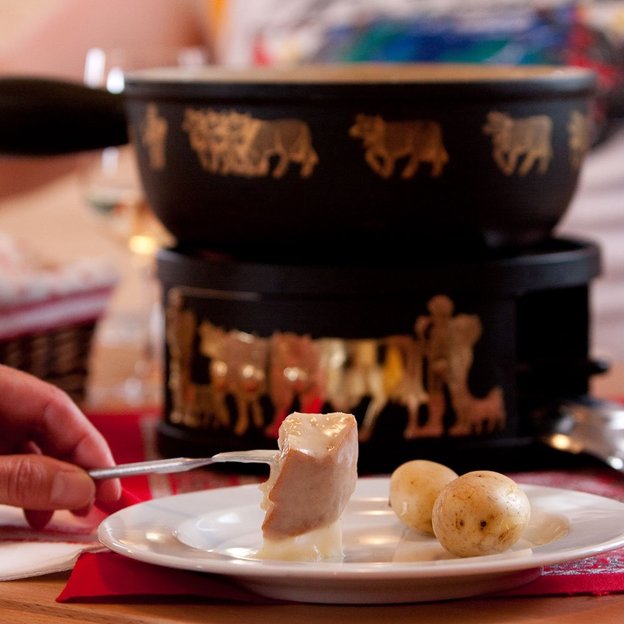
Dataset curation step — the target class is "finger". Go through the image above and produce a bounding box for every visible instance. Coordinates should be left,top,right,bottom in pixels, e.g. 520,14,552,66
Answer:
93,476,122,509
70,503,92,517
20,445,101,527
0,455,95,512
0,366,110,461
23,509,53,531
0,366,121,503
27,501,96,530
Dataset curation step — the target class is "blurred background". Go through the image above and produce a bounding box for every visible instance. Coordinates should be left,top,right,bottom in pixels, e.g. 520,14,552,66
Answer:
0,0,623,405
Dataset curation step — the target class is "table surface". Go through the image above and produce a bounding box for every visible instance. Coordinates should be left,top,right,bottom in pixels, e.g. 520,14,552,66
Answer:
1,573,624,624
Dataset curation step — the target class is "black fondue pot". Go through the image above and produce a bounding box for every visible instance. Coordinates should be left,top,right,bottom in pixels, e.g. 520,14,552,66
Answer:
0,63,596,257
156,237,602,474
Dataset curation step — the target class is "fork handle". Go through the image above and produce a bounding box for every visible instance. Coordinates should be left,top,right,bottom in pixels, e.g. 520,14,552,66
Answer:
88,450,277,479
88,457,211,479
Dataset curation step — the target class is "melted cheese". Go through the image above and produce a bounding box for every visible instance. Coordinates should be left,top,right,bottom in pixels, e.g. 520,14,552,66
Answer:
258,412,358,561
257,521,343,562
279,412,355,456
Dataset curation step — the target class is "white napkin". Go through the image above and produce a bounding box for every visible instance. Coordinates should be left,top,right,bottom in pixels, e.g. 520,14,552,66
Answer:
0,504,104,580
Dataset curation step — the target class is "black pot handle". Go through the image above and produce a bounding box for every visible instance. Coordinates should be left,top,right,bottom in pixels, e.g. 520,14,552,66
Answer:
0,77,128,155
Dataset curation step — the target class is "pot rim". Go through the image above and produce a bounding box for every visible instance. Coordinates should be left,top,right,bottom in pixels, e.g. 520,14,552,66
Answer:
157,238,601,299
125,62,596,100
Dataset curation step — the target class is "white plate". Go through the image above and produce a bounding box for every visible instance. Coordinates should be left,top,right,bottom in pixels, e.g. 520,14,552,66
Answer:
98,478,624,604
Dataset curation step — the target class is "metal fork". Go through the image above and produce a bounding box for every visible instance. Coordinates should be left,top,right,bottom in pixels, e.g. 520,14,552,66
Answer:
88,449,278,480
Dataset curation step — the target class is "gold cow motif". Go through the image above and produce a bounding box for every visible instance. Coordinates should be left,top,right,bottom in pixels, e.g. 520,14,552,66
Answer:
349,114,449,179
568,110,591,170
198,323,269,436
182,109,318,178
141,103,168,170
182,109,229,174
482,111,553,176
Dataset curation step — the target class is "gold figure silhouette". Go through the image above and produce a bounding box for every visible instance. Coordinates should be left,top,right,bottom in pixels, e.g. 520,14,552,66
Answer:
227,331,269,436
182,109,318,178
317,338,349,410
164,291,505,443
266,332,323,437
383,334,429,440
482,111,553,175
349,114,448,178
196,321,233,429
344,339,387,443
445,314,504,435
182,109,227,173
165,290,199,427
141,103,168,170
197,322,270,436
568,110,591,170
381,295,505,439
415,295,455,436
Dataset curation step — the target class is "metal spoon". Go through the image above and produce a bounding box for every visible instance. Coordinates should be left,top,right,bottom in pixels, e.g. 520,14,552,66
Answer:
541,398,624,472
88,449,278,480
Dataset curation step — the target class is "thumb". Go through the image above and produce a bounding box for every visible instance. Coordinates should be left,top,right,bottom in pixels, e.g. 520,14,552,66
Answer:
0,455,95,511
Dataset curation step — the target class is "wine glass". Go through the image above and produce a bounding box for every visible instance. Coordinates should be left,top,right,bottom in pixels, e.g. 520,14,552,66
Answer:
81,46,209,407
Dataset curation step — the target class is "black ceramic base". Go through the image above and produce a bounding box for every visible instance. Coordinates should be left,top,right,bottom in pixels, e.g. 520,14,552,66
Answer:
155,236,603,474
156,418,607,475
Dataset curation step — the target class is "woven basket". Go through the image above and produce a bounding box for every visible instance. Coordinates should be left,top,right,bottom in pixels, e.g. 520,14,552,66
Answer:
0,319,99,404
0,234,118,404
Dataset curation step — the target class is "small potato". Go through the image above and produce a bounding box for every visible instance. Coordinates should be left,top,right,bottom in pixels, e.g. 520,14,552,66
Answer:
389,460,458,534
432,470,531,557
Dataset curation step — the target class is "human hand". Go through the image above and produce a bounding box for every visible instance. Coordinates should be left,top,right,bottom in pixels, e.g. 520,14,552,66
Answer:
0,365,121,528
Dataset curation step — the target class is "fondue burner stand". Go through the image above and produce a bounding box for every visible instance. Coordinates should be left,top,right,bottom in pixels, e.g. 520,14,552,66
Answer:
156,237,602,474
